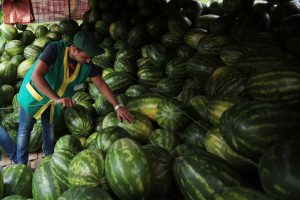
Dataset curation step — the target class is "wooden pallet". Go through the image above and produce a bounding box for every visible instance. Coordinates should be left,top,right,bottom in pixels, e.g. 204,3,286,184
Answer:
0,152,45,170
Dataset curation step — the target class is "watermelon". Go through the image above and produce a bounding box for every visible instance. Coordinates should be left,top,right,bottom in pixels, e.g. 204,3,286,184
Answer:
183,121,208,148
64,105,93,138
1,195,26,200
50,149,75,189
68,149,105,187
93,94,113,116
114,58,137,75
54,135,82,154
125,85,148,98
19,30,35,46
137,65,166,88
3,164,33,197
29,121,43,152
161,32,183,48
4,40,24,57
220,101,299,161
59,19,79,35
0,61,17,85
126,93,162,121
146,16,167,36
173,149,243,200
145,44,169,67
214,187,272,200
102,71,135,94
10,55,25,67
207,97,243,125
204,126,257,170
23,45,42,60
0,85,15,106
167,15,191,36
148,129,178,152
184,28,207,49
165,58,188,79
157,77,184,96
247,70,300,104
109,21,129,41
17,58,35,79
142,144,173,196
102,111,153,142
156,99,190,131
58,186,113,200
187,52,222,80
35,25,49,38
105,138,152,200
32,156,62,200
127,25,147,48
205,67,247,99
96,126,128,153
188,95,209,120
219,45,244,66
259,140,300,200
198,34,233,56
0,24,18,40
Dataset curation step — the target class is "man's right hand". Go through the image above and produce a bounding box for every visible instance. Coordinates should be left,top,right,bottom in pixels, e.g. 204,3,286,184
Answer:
54,97,76,107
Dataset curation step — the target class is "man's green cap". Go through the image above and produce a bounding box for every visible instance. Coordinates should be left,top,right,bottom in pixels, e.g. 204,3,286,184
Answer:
73,31,104,57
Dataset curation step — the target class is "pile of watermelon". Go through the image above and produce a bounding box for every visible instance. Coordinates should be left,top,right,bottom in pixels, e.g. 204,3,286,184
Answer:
1,0,300,199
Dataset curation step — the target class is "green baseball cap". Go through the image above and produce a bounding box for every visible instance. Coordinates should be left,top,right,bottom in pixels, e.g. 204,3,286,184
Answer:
73,31,104,57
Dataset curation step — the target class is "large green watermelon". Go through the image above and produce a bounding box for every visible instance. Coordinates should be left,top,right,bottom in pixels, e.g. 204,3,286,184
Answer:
32,156,62,200
57,186,113,200
3,164,33,197
173,149,243,200
0,170,3,198
96,126,128,153
64,105,93,138
220,101,299,161
156,99,190,131
105,138,152,200
68,149,105,187
259,140,300,200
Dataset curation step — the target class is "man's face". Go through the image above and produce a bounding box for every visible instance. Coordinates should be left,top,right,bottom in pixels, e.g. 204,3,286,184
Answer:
74,49,92,64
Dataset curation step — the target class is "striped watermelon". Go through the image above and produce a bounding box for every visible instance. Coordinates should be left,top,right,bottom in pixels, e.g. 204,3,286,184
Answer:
19,30,35,46
105,138,152,200
3,164,33,197
17,58,35,79
145,44,169,67
189,95,209,120
173,149,243,200
204,126,256,170
143,144,173,196
183,121,208,148
148,129,178,152
157,77,184,96
0,61,17,85
0,85,15,106
35,25,49,38
109,21,129,41
0,24,18,40
125,84,148,98
32,37,51,50
68,149,105,187
10,55,25,67
165,58,188,79
96,126,128,153
102,72,135,94
214,187,272,200
58,186,113,200
137,66,166,88
64,105,93,138
32,156,62,200
102,111,153,142
207,98,242,125
259,140,300,200
161,32,183,48
146,16,167,36
126,93,163,121
171,144,191,158
54,135,82,154
220,101,299,161
93,93,113,116
50,149,75,189
219,45,244,66
167,15,191,36
247,70,300,104
198,34,233,56
1,195,26,200
29,121,43,153
184,28,207,49
127,25,147,48
156,99,190,131
114,58,137,75
205,67,247,99
4,40,24,57
23,45,42,60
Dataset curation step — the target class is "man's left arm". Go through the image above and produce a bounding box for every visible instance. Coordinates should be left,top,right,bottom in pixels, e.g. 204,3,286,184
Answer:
90,75,134,123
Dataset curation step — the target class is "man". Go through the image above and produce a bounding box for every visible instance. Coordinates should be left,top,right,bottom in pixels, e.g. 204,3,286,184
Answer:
0,126,17,163
16,30,134,165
